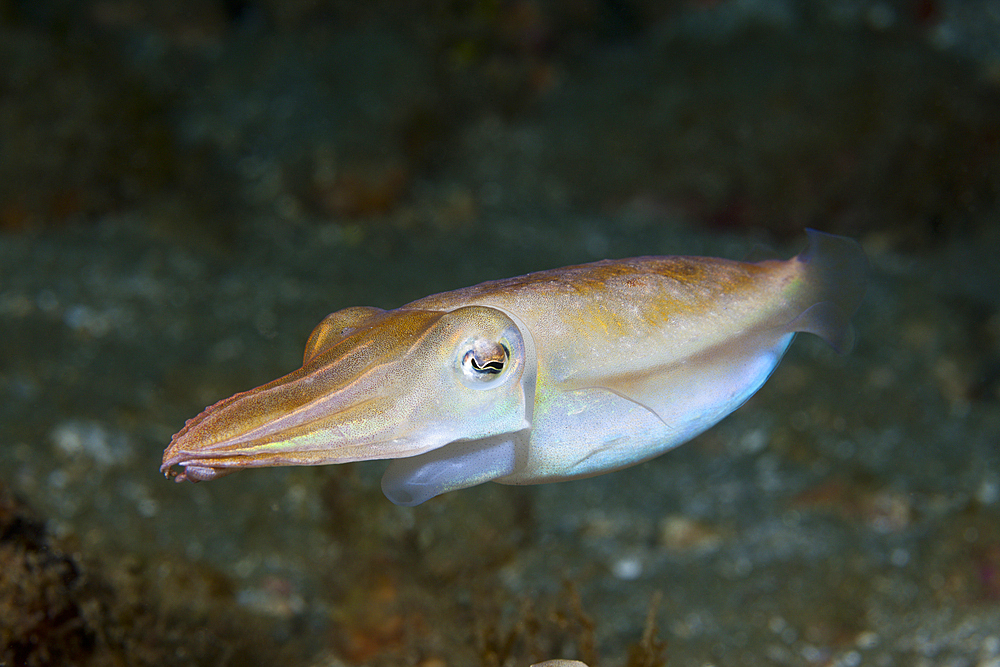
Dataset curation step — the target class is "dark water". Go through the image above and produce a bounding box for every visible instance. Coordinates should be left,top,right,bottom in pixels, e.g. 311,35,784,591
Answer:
2,2,999,665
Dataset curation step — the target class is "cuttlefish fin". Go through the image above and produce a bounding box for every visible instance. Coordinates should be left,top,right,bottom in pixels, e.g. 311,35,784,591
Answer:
785,228,868,354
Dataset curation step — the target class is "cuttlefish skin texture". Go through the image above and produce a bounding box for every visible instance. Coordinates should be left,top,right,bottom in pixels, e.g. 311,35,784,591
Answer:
162,230,867,506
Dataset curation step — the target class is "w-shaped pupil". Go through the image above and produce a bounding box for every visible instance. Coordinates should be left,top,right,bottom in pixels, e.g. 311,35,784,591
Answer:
466,342,507,374
471,355,504,373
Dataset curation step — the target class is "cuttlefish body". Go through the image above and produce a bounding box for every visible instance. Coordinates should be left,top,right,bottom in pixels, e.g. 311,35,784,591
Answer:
162,230,867,505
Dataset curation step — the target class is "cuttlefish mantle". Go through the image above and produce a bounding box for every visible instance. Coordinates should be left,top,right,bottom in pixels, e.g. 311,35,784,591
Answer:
162,230,867,506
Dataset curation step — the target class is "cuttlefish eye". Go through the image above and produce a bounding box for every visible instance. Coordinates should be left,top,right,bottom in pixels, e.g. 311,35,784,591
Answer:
461,339,509,381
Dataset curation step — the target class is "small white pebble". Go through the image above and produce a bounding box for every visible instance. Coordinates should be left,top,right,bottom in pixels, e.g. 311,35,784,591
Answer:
64,304,113,337
977,479,999,505
50,420,125,466
611,556,642,581
800,644,824,662
52,424,84,456
286,484,308,506
137,498,158,518
740,428,767,454
839,650,861,666
234,555,259,579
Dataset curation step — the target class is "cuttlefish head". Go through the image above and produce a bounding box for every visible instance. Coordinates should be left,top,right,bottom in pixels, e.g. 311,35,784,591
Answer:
161,305,534,483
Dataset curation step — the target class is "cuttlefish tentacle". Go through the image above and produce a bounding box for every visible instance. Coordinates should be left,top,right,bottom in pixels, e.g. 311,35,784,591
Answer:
162,230,867,505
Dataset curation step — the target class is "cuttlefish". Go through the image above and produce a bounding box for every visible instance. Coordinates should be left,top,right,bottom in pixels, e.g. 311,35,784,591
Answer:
162,230,867,506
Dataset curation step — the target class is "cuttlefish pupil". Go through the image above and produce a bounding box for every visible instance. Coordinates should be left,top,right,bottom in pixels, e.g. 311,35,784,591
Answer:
161,230,868,506
464,342,508,375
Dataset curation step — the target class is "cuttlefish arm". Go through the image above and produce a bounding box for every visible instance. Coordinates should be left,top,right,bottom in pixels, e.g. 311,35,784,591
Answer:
162,230,867,506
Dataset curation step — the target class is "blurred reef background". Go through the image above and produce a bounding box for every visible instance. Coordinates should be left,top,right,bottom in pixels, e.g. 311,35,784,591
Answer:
2,0,1000,665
